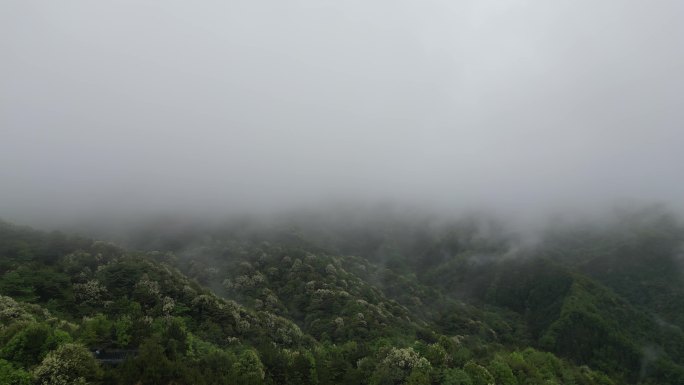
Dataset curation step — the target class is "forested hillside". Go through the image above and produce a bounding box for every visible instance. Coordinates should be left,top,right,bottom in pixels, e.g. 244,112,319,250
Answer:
1,207,683,384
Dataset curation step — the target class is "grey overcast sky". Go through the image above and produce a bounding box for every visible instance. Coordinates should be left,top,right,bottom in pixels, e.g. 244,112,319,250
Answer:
1,0,683,225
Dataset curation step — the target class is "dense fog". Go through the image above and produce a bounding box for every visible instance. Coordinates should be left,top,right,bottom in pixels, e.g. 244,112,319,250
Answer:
2,0,683,228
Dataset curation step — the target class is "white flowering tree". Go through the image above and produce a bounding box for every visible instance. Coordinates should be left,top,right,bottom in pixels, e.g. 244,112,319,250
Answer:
370,347,432,385
32,343,101,385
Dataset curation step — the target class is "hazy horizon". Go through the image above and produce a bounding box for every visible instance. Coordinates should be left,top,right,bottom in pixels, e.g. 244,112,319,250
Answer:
2,1,684,229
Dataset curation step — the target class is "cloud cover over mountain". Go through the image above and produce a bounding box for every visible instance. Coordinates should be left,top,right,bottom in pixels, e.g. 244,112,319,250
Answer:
2,0,683,225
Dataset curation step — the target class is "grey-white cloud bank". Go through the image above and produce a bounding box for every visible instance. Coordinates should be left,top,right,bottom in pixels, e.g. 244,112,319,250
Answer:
1,0,683,226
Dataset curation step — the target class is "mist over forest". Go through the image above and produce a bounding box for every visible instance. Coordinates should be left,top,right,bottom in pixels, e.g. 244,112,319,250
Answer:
2,0,684,229
2,1,684,385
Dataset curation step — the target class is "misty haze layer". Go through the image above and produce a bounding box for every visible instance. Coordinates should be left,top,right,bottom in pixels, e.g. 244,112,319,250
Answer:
2,0,683,226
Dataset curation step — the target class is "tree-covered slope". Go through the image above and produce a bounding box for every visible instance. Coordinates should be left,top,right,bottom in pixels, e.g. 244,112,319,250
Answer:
2,210,682,385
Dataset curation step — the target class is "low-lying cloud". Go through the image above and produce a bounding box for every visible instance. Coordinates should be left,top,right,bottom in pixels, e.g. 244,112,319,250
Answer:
1,0,683,227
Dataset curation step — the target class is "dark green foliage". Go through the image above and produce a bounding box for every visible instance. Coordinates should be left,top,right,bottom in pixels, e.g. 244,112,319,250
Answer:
0,359,31,385
1,209,683,384
120,337,176,385
463,361,494,385
1,322,71,368
233,349,265,385
487,355,516,385
442,367,472,385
